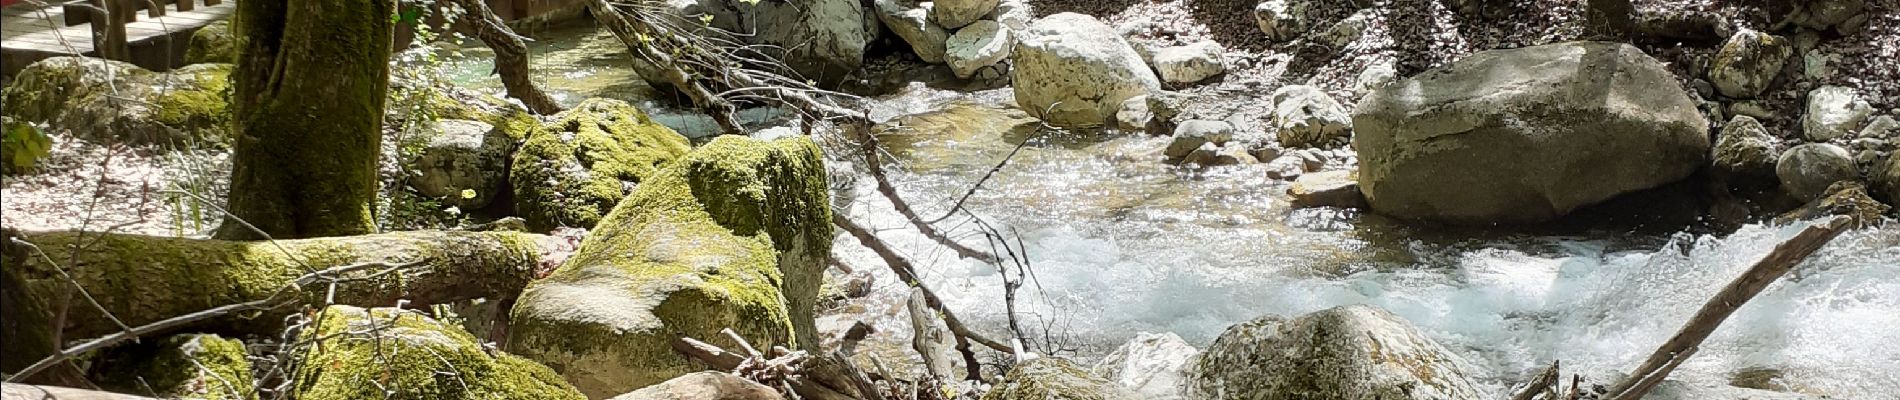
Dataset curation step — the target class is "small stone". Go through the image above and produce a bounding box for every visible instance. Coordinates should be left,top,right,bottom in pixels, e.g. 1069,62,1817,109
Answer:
1730,101,1779,120
1181,143,1223,166
987,0,1033,31
1353,62,1399,94
1254,0,1308,42
1270,85,1351,148
1249,146,1284,163
1289,170,1366,209
946,20,1013,79
1860,115,1897,140
1708,29,1793,99
932,0,998,30
1264,154,1305,180
1091,332,1198,398
875,0,951,63
1295,149,1326,172
1165,120,1235,158
1804,86,1875,141
1318,10,1372,48
1712,115,1782,181
1151,41,1226,84
1692,79,1715,99
1774,181,1888,228
1115,95,1153,132
1777,143,1859,201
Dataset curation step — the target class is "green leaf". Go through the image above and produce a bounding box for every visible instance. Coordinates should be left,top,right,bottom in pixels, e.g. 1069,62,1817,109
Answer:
3,120,52,171
397,8,425,26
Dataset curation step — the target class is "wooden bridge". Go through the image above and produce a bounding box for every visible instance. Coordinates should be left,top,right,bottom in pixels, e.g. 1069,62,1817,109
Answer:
1,0,234,79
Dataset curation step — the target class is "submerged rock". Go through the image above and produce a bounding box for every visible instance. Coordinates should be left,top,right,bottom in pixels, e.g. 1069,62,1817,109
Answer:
1353,41,1709,224
2,57,232,147
411,119,512,209
1012,13,1160,128
983,358,1138,400
290,306,585,400
1091,332,1198,399
1289,170,1367,209
1708,29,1792,99
1804,86,1874,141
186,21,236,65
90,334,255,400
509,136,830,398
1186,304,1485,400
1270,85,1351,149
608,372,783,400
510,98,691,232
1776,143,1858,202
946,20,1013,79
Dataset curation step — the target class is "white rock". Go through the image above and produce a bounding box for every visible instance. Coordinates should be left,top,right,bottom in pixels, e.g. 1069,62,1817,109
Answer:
874,0,950,63
1092,332,1198,399
1804,86,1874,141
932,0,998,30
1011,13,1160,128
1151,41,1226,84
946,20,1012,79
1270,85,1351,148
1254,0,1309,42
987,0,1033,31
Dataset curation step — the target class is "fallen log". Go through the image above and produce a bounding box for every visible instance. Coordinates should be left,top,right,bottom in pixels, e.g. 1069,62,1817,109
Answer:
1,229,569,376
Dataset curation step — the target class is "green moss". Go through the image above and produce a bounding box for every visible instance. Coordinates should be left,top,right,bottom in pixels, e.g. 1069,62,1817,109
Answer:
91,334,257,400
0,57,147,123
290,306,585,400
186,21,237,65
152,63,235,146
983,358,1134,400
510,98,690,231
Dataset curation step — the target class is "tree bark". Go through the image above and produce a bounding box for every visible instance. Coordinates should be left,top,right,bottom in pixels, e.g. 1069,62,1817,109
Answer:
217,0,393,240
454,0,563,115
1,229,566,376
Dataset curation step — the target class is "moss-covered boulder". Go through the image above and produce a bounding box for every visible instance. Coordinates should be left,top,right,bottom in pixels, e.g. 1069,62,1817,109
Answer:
1185,304,1485,400
89,334,256,399
510,98,691,231
186,21,236,65
0,57,231,147
982,358,1139,400
289,305,585,400
509,136,830,398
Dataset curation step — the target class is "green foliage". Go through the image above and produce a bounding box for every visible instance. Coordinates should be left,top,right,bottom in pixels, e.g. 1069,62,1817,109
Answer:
2,117,52,174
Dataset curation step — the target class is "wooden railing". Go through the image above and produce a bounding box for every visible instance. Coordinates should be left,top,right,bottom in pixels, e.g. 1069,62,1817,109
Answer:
57,0,222,60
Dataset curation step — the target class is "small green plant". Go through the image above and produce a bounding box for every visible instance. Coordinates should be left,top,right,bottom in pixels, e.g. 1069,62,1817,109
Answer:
2,117,52,174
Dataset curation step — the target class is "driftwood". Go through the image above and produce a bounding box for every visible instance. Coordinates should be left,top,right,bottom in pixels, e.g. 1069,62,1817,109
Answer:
1510,361,1562,400
907,288,961,381
2,383,154,400
673,332,881,400
1602,217,1851,400
0,229,568,376
453,0,562,115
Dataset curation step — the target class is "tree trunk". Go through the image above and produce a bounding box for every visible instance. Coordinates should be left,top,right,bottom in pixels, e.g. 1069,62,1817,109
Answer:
217,0,394,240
1,229,566,376
455,0,563,115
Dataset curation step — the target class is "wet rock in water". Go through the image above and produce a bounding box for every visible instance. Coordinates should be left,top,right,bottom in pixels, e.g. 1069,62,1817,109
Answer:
1166,120,1235,158
933,0,997,30
291,306,585,400
2,57,232,147
509,136,830,398
88,334,254,399
1804,86,1874,141
1183,143,1250,167
609,372,784,400
1789,0,1866,32
1115,95,1153,131
1709,29,1792,99
1269,85,1351,149
511,98,691,232
1353,42,1709,224
1712,115,1783,184
875,0,951,63
1092,332,1198,399
1289,170,1366,209
1775,181,1888,227
946,20,1013,79
1185,304,1485,400
1152,41,1226,85
983,358,1138,400
1012,13,1160,128
1253,0,1308,42
1777,143,1858,202
186,20,235,65
411,119,512,210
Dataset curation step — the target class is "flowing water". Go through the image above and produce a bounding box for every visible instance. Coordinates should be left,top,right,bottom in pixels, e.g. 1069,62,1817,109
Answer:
442,27,1900,398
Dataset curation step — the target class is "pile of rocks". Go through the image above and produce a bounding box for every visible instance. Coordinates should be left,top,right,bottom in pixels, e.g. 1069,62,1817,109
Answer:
875,0,1030,82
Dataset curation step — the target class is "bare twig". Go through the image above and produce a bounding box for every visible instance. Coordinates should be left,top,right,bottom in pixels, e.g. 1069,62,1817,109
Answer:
856,134,997,262
832,214,1014,359
1603,217,1852,399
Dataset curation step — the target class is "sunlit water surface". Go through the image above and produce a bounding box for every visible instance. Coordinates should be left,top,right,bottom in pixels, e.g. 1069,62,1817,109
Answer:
442,27,1900,398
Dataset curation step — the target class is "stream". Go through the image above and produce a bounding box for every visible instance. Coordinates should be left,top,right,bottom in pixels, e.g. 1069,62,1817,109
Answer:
439,26,1900,398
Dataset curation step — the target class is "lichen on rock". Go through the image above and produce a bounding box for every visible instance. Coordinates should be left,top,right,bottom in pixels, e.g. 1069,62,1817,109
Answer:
186,20,237,65
90,334,256,400
0,57,232,147
289,305,585,400
509,135,830,398
510,98,691,231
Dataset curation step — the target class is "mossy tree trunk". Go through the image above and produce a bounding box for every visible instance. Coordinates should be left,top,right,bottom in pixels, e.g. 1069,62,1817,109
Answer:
217,0,394,240
1,229,564,378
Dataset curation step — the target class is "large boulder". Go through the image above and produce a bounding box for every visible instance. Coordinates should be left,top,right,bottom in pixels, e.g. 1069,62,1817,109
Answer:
946,20,1013,79
609,372,783,400
875,0,951,63
1711,115,1782,183
983,358,1138,400
89,334,254,399
655,0,868,87
1185,305,1485,400
1091,332,1198,399
1151,41,1226,85
186,20,236,65
1012,13,1161,128
1708,29,1792,99
1803,86,1874,141
290,306,585,400
411,119,513,210
1353,41,1710,224
1270,85,1351,148
1776,143,1859,202
509,136,830,398
933,0,998,30
2,57,231,147
510,98,691,232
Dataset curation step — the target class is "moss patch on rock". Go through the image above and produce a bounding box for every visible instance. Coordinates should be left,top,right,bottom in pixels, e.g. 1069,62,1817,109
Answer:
91,334,256,400
289,306,584,400
508,136,830,398
510,98,690,231
186,21,236,65
0,57,232,147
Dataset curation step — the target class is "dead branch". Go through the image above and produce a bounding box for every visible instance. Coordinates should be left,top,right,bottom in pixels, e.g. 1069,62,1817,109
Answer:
907,289,960,381
832,214,1015,370
856,134,998,262
453,0,563,115
1603,217,1852,399
673,336,878,400
1511,361,1561,400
